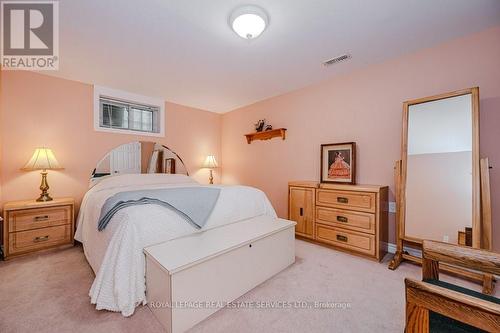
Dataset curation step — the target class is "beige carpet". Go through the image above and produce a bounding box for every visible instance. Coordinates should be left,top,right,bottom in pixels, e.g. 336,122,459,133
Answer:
0,240,491,333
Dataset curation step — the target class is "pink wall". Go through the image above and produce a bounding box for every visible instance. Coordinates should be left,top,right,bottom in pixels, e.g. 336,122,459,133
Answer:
221,26,500,250
1,27,499,250
480,96,500,250
0,71,221,211
0,68,3,204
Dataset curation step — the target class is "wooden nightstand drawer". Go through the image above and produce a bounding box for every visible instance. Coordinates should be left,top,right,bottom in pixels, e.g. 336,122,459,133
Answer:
8,205,72,232
3,198,75,260
8,224,72,255
315,224,375,256
316,189,376,213
316,207,375,234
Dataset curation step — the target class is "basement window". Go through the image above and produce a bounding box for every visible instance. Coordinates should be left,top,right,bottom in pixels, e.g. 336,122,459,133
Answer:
94,86,165,137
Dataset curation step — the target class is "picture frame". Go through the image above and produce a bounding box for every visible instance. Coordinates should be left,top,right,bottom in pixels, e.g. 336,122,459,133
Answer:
320,142,356,184
164,158,176,174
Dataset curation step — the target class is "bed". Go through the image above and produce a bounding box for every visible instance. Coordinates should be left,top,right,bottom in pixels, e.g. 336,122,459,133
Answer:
75,142,278,317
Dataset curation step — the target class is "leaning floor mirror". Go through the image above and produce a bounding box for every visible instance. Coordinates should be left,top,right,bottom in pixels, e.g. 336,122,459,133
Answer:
388,87,494,294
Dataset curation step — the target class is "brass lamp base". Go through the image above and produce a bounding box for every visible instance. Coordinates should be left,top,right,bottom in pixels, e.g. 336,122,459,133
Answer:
208,169,214,185
36,193,53,202
36,170,53,202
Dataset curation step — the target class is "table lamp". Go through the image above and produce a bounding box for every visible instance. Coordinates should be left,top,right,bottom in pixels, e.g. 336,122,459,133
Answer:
202,155,218,184
22,147,63,202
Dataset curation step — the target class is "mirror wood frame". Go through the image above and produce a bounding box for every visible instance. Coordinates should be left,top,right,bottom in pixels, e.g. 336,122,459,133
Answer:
400,87,481,248
388,88,493,294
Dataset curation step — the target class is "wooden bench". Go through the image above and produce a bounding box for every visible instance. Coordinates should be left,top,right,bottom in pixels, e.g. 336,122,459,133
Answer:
405,240,500,332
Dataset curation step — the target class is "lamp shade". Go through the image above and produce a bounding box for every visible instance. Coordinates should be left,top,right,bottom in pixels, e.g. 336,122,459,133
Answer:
22,148,63,171
202,155,218,168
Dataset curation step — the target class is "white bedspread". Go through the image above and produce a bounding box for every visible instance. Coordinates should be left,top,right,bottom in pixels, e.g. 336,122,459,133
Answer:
75,174,277,317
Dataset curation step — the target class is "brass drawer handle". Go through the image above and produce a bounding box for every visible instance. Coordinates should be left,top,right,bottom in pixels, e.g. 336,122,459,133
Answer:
336,216,348,223
337,197,349,204
34,235,49,242
34,215,50,222
336,235,348,242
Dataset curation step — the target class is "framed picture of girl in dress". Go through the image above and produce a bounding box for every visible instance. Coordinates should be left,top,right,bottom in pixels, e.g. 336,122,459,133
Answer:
320,142,356,184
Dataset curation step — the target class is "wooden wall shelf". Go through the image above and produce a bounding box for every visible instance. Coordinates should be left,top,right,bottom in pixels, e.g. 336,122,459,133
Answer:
245,128,287,144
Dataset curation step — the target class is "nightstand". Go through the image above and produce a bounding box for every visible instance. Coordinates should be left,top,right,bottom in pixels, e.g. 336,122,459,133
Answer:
2,198,74,260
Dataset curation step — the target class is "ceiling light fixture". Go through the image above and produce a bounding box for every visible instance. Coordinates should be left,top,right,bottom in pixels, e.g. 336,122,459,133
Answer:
229,5,269,40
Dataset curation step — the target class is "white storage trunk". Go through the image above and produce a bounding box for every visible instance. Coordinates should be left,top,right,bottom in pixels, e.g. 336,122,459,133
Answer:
144,216,296,333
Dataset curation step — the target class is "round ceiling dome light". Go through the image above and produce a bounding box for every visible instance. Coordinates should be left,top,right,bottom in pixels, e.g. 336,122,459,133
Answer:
229,5,269,40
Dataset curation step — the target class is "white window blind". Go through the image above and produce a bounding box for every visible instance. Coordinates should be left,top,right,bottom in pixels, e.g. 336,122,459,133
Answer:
99,97,160,134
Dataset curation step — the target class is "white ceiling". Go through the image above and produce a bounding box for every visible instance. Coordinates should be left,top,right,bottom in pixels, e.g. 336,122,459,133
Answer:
50,0,500,113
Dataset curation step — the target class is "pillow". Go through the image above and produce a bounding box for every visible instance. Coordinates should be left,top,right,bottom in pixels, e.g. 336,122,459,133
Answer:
89,173,197,190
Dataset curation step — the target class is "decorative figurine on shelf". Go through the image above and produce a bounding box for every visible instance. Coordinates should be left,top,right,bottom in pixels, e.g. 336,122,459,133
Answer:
254,119,265,132
265,124,273,131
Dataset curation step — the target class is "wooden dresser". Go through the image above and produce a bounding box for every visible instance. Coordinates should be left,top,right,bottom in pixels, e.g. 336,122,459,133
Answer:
2,198,75,260
288,181,388,261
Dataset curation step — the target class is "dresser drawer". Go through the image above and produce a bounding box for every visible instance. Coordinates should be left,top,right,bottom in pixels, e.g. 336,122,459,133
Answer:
8,205,72,232
316,207,375,234
315,224,375,256
8,224,72,255
316,189,376,213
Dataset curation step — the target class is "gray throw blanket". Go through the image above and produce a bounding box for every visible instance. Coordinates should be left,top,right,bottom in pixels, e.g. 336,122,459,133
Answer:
97,187,221,231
